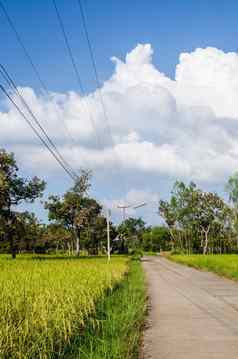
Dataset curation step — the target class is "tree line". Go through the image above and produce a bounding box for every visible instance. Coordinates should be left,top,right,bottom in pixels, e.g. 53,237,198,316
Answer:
0,148,165,258
0,149,116,257
1,147,238,257
159,178,238,254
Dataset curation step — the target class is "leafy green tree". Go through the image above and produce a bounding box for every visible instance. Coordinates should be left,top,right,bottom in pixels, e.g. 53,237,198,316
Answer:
40,223,73,254
225,172,238,233
159,199,177,249
196,191,229,254
0,149,45,258
15,211,41,252
45,171,102,255
159,181,231,254
226,172,238,207
117,217,146,253
142,226,171,252
85,215,107,255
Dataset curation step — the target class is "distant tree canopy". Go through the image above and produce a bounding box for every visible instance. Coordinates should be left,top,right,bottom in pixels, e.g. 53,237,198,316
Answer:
2,147,238,257
116,217,146,253
226,172,238,208
142,226,171,252
45,171,108,255
159,180,234,254
0,149,45,258
0,150,117,257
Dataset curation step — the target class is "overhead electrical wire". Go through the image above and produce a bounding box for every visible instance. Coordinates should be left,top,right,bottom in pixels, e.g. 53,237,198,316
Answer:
0,0,79,157
0,63,78,180
52,0,128,218
75,0,127,187
0,0,84,181
0,0,125,187
52,0,84,91
52,0,101,149
0,0,47,93
0,84,77,181
52,0,126,192
76,0,119,143
0,64,79,181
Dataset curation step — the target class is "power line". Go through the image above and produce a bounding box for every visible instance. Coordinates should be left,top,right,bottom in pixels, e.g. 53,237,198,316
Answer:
77,0,118,145
52,0,84,92
52,0,101,150
0,64,79,181
76,0,127,185
0,0,47,93
0,84,77,181
0,0,80,155
54,0,126,189
76,0,102,95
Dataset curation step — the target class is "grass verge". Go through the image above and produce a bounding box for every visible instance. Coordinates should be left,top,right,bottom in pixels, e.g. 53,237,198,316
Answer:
169,254,238,280
65,260,146,359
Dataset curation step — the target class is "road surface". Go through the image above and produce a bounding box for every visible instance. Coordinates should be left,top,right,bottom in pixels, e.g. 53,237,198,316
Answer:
142,256,238,359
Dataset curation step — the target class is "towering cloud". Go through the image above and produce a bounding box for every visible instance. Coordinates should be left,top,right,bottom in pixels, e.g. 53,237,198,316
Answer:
1,44,238,206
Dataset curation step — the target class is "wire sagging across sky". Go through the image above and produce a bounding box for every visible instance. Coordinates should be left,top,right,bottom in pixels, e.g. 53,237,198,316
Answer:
0,84,77,181
0,65,79,182
0,0,81,166
52,0,102,151
75,0,127,191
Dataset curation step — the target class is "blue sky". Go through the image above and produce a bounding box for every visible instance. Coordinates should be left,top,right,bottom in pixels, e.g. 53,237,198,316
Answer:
2,0,238,93
1,0,238,224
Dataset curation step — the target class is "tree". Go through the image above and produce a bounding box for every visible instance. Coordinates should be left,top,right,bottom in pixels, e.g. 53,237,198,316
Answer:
142,226,171,252
117,217,146,253
45,171,102,255
15,211,41,252
226,172,238,208
0,149,45,258
159,199,177,249
196,191,228,254
85,215,107,255
159,180,231,254
40,223,73,254
225,173,238,234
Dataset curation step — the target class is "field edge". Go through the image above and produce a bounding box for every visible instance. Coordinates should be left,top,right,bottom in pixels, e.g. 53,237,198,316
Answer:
167,254,238,281
64,259,147,359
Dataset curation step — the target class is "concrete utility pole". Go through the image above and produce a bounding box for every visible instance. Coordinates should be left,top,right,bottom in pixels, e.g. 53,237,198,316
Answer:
106,208,111,261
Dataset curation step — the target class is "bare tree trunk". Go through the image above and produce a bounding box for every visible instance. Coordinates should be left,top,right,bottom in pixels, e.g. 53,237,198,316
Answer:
67,242,71,256
7,216,17,259
11,244,16,259
76,236,80,256
169,228,175,250
200,231,203,251
203,233,208,254
178,231,183,250
72,226,81,256
202,225,210,255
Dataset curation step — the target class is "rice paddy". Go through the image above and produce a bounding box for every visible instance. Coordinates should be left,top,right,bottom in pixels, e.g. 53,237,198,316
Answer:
169,254,238,280
0,255,128,358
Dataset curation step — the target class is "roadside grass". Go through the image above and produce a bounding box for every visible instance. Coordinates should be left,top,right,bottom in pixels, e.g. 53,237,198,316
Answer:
65,260,146,359
143,251,158,256
169,254,238,280
0,255,128,358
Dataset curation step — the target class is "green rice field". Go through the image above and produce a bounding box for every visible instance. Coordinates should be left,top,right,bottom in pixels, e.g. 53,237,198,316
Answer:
0,255,128,358
170,254,238,280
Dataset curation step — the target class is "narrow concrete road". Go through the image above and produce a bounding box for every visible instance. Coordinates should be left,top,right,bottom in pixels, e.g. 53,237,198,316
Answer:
142,256,238,359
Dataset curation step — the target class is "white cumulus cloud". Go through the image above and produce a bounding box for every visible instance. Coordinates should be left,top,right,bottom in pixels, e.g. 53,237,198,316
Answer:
1,43,238,218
